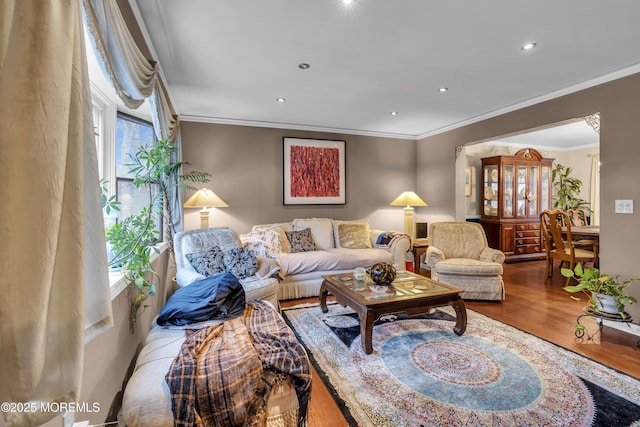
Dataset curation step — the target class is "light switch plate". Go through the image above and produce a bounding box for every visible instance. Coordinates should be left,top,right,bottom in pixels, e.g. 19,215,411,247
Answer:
615,199,634,214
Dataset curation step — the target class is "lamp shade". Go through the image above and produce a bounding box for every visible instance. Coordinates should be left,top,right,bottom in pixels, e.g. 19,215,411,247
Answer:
389,191,428,207
183,188,228,208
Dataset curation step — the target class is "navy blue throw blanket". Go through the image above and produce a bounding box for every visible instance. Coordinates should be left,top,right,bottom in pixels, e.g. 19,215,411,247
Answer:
157,272,246,326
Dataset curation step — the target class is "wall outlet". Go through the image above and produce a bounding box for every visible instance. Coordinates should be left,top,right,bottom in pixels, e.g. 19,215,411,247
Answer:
615,199,634,214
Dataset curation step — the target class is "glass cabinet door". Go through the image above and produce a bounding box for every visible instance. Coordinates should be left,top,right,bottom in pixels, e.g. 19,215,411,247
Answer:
528,165,539,216
483,165,499,217
516,165,527,216
541,165,551,211
502,164,514,217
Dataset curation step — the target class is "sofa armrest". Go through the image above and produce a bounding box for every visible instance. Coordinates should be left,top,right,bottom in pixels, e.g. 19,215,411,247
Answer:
245,256,281,281
479,247,506,264
426,246,445,268
370,229,411,270
176,269,205,287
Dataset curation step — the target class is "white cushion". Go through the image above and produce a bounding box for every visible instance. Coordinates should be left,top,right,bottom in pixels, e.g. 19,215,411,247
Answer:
293,218,335,250
276,247,392,276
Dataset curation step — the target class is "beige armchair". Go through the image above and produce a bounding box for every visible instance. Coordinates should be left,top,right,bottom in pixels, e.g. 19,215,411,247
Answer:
426,222,505,301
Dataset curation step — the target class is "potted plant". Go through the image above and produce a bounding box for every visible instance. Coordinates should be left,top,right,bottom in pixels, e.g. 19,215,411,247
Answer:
561,264,637,319
102,139,210,328
552,163,591,212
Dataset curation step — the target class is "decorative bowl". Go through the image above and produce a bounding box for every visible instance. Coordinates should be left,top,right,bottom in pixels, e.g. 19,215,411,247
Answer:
368,262,397,285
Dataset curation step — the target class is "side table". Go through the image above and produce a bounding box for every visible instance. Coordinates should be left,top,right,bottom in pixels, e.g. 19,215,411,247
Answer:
412,241,429,277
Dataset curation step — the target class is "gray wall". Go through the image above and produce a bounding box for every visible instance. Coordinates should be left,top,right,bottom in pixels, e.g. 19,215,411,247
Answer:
417,72,640,322
180,123,419,233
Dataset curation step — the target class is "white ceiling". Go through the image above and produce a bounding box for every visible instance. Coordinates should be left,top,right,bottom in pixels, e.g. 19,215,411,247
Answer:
132,0,640,141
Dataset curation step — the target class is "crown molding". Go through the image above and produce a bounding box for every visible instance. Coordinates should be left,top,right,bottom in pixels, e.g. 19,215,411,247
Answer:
180,115,419,140
416,63,640,140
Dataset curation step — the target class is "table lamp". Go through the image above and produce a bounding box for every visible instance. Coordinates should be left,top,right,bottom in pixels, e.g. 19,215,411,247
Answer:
389,191,428,239
183,188,228,228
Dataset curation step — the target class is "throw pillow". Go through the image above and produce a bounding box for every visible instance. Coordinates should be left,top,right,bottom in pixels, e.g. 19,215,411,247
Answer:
333,219,372,249
252,223,293,253
186,246,225,277
223,247,258,279
285,228,318,253
336,222,372,249
293,218,334,249
239,229,283,259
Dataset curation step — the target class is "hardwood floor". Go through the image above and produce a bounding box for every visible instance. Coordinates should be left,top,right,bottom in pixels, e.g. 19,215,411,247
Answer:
281,260,640,427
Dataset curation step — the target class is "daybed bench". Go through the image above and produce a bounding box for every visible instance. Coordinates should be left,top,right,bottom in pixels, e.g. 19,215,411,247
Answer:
121,276,310,427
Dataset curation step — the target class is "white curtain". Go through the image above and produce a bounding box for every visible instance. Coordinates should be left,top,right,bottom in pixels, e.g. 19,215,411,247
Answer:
0,1,112,425
83,0,185,234
82,0,157,108
590,154,600,225
149,83,185,235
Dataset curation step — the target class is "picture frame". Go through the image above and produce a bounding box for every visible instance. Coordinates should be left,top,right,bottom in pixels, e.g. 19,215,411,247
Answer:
283,137,346,205
465,167,474,197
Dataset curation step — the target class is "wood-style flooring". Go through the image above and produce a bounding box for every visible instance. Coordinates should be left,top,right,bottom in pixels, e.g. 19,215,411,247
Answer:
281,260,640,427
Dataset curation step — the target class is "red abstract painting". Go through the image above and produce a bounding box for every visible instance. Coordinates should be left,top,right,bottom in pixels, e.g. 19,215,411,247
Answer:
289,145,340,197
283,137,345,205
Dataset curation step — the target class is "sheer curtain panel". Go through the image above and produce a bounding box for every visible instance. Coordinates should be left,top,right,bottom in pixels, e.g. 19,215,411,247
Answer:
0,1,112,426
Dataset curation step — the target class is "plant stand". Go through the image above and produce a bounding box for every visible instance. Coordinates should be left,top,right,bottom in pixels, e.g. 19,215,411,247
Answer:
575,307,636,346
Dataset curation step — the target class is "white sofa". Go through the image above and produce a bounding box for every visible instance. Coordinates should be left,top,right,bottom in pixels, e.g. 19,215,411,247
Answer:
240,218,411,300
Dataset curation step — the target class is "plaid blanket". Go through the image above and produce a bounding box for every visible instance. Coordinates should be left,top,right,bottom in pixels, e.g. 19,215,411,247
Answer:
166,300,311,427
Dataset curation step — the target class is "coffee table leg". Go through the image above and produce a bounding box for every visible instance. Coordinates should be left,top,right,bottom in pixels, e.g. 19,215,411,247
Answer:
451,298,467,336
360,310,375,354
319,281,329,313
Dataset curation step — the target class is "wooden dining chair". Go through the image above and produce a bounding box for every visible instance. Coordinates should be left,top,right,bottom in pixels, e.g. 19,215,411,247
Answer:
567,208,589,226
540,209,599,285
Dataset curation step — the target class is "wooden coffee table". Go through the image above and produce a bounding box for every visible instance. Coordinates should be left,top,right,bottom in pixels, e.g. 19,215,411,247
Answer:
319,271,467,354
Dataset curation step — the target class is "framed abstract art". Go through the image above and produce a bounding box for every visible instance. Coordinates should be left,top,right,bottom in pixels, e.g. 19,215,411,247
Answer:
283,137,346,205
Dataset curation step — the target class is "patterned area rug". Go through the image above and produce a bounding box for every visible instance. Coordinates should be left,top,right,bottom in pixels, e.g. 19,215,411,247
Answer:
282,303,640,427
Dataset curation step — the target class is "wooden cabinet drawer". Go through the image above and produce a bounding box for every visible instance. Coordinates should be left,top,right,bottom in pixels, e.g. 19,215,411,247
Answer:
515,245,541,254
516,237,541,246
516,230,540,238
517,223,540,231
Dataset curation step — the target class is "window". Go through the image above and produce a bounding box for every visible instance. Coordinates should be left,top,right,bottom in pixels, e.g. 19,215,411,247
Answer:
114,112,162,240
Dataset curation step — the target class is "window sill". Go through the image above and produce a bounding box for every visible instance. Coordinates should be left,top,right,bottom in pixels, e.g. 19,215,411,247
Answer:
109,241,170,300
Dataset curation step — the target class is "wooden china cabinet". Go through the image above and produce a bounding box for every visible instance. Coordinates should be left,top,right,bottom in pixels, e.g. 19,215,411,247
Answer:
480,148,554,262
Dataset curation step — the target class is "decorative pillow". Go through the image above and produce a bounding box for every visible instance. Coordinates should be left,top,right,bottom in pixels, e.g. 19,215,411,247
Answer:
285,228,318,253
336,223,372,249
252,223,293,253
239,229,283,259
185,246,225,277
293,218,334,249
223,247,258,279
333,219,372,249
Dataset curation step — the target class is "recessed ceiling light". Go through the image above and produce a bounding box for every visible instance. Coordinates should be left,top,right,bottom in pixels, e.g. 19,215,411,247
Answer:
438,87,448,93
342,0,354,5
298,63,310,70
276,97,286,103
521,42,537,51
390,111,398,116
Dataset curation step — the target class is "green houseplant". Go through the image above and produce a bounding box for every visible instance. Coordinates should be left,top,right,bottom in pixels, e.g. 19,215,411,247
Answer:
552,163,591,212
103,139,210,327
561,264,637,324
